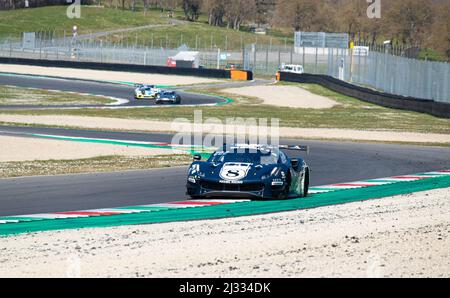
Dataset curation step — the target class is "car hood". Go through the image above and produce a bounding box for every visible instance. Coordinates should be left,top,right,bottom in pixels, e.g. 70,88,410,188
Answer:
193,162,280,182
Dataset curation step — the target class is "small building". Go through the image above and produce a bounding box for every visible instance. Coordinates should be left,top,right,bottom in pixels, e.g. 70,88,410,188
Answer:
166,51,200,68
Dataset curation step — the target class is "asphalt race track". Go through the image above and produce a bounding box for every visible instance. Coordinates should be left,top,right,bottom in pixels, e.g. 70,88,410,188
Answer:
0,73,226,109
1,125,450,216
1,74,450,217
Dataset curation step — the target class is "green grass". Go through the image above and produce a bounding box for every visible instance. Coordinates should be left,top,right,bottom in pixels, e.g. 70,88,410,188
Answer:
0,85,114,105
1,83,449,135
0,154,191,178
101,22,290,51
0,6,169,39
0,5,292,51
419,48,449,62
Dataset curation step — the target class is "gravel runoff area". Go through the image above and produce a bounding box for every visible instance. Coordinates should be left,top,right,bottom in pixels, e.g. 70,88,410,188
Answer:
1,115,450,144
222,85,339,109
0,187,448,277
0,135,175,162
0,64,222,86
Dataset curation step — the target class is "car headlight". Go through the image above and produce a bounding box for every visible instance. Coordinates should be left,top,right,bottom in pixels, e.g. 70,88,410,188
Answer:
270,167,279,176
271,167,285,177
189,164,200,174
188,164,205,177
188,176,196,183
262,167,286,180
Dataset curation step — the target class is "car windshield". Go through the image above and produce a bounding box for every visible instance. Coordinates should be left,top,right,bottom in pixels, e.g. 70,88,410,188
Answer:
208,149,279,164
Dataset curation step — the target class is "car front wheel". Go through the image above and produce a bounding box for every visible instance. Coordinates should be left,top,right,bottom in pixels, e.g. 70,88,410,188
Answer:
301,169,309,197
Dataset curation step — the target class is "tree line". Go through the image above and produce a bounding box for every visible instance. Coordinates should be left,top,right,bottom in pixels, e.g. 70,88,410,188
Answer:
105,0,450,58
272,0,449,58
1,0,448,58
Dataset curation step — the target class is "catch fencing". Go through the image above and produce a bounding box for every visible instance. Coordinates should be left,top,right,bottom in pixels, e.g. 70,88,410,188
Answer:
0,34,448,103
244,44,449,103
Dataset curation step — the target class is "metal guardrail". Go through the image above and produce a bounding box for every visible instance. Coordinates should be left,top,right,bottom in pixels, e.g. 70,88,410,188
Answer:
244,44,449,104
0,37,448,104
280,72,450,118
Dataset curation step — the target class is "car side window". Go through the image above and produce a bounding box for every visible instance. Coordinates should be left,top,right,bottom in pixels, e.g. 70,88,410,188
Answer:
279,152,287,164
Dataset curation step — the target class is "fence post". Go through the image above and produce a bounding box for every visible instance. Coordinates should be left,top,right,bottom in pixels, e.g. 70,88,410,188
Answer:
314,47,318,74
329,48,334,76
144,47,148,65
302,46,305,70
290,46,293,64
358,48,361,83
217,48,220,69
242,46,245,69
253,44,257,72
100,40,103,63
278,48,281,70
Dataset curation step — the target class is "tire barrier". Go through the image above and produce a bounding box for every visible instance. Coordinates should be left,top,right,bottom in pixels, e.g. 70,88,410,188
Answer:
279,72,450,118
0,57,234,79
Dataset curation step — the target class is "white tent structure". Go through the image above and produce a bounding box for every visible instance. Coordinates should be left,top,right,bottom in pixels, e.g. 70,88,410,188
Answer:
171,51,200,68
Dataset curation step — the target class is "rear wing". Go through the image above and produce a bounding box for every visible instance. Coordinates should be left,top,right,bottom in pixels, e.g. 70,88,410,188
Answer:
279,145,309,154
134,84,158,89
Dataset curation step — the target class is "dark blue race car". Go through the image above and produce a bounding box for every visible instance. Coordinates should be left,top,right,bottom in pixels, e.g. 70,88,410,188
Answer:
155,90,181,104
186,144,310,200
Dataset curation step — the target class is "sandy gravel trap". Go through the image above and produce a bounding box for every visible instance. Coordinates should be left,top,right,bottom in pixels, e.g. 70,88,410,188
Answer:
222,85,338,109
1,114,450,144
0,64,222,86
0,187,448,277
0,135,175,162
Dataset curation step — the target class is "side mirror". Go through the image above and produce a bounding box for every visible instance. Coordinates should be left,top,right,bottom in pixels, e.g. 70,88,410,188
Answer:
193,154,202,161
291,158,299,170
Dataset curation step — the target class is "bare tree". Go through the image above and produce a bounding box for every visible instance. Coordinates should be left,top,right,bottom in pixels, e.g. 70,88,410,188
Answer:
182,0,201,21
274,0,322,32
386,0,434,47
202,0,224,26
224,0,256,30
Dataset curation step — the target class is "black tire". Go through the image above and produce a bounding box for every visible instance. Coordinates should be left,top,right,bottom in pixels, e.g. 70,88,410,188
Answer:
279,172,291,200
303,168,310,197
